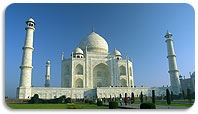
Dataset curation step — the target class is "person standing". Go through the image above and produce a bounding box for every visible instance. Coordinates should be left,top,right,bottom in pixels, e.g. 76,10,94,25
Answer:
120,98,122,106
126,97,129,105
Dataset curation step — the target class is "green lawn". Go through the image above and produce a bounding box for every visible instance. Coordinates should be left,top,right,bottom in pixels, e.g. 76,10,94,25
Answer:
155,103,194,107
7,103,109,109
133,102,193,107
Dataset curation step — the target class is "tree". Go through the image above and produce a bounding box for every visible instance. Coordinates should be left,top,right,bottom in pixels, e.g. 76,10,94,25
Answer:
29,94,40,104
124,93,127,105
187,88,192,103
131,92,135,104
140,91,143,103
109,95,112,102
166,89,171,105
152,90,156,104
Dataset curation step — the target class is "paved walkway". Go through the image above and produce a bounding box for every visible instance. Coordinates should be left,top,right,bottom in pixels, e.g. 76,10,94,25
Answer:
103,102,189,109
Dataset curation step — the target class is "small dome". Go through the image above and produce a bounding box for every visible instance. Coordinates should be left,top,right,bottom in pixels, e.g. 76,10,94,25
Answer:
113,48,122,56
28,18,35,22
26,17,36,25
46,60,50,64
164,31,172,38
73,47,84,54
79,32,108,53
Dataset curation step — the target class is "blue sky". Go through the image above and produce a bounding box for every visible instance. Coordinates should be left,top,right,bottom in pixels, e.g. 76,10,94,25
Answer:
5,3,195,98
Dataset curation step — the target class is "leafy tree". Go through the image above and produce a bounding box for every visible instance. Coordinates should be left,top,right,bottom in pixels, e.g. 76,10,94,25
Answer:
131,92,135,104
140,91,143,103
124,93,127,105
97,100,103,106
152,90,156,104
28,94,40,104
166,89,171,105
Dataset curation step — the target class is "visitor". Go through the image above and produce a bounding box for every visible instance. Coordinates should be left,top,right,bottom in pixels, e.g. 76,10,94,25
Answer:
125,98,129,105
128,97,130,104
120,98,122,106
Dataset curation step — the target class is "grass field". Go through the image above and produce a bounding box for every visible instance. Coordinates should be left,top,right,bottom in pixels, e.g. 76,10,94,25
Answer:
7,103,109,109
155,103,194,107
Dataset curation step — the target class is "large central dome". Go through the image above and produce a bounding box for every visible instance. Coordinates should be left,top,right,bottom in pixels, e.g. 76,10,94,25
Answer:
79,31,109,53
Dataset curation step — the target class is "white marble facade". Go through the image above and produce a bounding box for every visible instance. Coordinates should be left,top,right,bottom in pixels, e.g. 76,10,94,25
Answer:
17,87,168,99
61,29,135,89
17,18,177,99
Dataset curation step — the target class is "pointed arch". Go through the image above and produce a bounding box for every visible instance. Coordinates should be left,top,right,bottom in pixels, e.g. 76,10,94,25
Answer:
97,71,101,77
74,78,83,88
119,65,126,75
97,82,102,87
120,79,127,87
93,63,111,88
75,64,83,75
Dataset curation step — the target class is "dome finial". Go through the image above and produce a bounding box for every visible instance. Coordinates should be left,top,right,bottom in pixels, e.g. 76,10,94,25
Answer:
164,30,172,38
92,25,94,32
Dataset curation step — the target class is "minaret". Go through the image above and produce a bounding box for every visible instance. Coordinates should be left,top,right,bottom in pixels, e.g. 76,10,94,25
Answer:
130,57,134,87
19,17,35,88
85,46,88,88
45,60,50,87
92,25,94,32
126,54,130,87
164,31,180,95
61,52,64,61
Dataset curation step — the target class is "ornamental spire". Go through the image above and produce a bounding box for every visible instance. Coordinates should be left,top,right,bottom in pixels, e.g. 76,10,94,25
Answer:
164,30,173,38
92,25,94,32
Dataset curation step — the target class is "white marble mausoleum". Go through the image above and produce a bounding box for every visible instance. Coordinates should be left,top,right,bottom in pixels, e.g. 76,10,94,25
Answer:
17,18,182,99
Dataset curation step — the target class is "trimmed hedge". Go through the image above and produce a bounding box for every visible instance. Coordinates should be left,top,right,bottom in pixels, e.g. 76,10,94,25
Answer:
85,99,89,103
28,94,70,104
97,100,103,106
65,98,72,103
28,94,40,104
109,101,118,109
89,100,95,104
140,103,156,109
84,99,95,104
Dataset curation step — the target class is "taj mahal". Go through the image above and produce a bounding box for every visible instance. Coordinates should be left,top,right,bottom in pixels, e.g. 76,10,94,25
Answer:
17,18,182,99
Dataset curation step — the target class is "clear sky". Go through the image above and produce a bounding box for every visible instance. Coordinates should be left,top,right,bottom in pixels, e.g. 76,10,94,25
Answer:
5,3,195,98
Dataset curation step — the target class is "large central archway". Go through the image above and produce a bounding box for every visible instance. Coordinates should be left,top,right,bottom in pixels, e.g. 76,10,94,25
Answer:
93,63,111,88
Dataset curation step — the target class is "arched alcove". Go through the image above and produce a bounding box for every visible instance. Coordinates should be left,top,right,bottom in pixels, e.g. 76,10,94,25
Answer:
74,78,83,88
97,82,102,87
120,79,127,87
93,63,111,88
75,64,83,75
119,65,126,75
